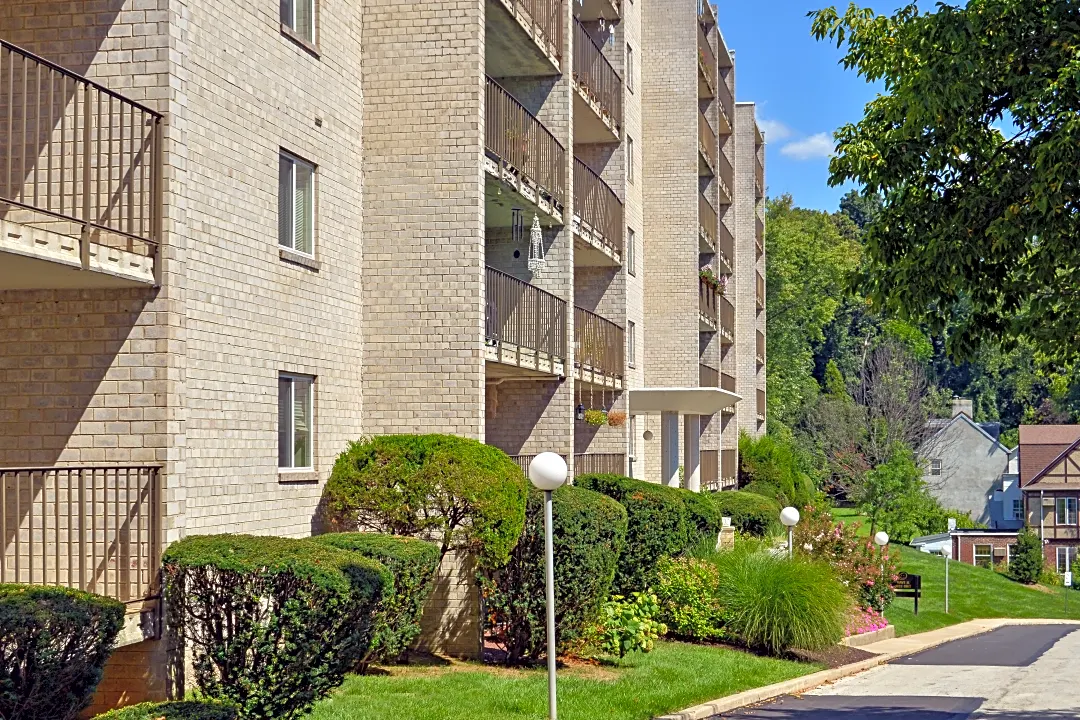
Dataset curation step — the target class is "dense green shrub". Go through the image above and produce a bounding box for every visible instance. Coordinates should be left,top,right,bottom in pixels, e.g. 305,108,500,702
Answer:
599,592,667,659
322,434,528,567
482,485,627,663
654,556,725,641
575,474,691,595
93,701,237,720
1008,527,1044,584
163,534,389,720
0,584,124,720
312,533,441,668
710,546,849,655
738,432,817,510
709,490,782,537
682,488,726,540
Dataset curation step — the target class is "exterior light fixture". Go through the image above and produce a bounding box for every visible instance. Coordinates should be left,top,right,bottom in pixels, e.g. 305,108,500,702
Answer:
528,452,568,720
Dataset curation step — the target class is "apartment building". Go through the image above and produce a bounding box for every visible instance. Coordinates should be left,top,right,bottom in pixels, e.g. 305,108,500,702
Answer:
0,0,765,708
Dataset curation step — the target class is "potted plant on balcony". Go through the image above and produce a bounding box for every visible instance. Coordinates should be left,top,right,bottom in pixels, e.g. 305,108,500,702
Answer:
584,409,608,426
607,410,627,428
699,268,722,294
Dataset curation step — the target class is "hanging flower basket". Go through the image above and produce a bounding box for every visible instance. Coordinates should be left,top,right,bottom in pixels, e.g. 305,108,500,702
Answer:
584,409,608,426
607,410,627,427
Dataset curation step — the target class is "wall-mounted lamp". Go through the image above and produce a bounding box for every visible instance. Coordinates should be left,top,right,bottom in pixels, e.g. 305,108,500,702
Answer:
575,403,585,421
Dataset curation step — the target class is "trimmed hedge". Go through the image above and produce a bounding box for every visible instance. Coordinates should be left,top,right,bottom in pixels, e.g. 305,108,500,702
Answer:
682,488,726,539
709,490,782,537
93,701,237,720
311,533,441,668
0,584,124,720
322,435,528,567
482,485,627,663
575,474,691,595
163,534,389,720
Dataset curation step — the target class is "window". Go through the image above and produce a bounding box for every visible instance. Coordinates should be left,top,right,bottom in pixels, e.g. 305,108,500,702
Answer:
1013,498,1024,521
281,0,315,44
628,417,637,460
627,136,635,184
930,459,941,476
1057,546,1078,574
1007,543,1016,566
973,544,993,569
1056,497,1078,525
627,321,636,367
626,44,634,93
279,151,315,255
278,374,314,469
626,227,636,276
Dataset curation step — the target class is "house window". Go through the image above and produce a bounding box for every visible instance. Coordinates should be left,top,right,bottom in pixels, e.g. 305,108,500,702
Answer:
627,320,636,367
1013,498,1024,521
627,136,635,184
973,544,993,569
1055,497,1078,525
626,227,636,276
281,0,315,44
1057,546,1078,574
626,44,634,93
278,373,314,469
930,459,941,476
1007,543,1016,566
279,151,315,255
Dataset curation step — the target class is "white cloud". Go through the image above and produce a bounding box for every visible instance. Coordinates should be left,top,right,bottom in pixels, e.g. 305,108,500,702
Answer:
757,119,793,142
780,133,835,161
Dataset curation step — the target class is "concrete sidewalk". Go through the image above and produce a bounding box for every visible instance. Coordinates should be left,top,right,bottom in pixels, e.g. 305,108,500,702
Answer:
655,618,1080,720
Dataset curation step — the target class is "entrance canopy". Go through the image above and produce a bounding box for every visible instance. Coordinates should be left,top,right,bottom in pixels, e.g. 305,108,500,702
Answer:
628,387,740,416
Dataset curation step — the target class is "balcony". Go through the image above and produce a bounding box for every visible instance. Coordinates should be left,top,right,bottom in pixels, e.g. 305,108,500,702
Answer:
757,388,766,423
0,466,162,603
756,271,765,311
699,0,717,30
756,329,766,367
0,41,163,290
700,450,719,491
573,157,623,266
573,19,622,143
755,155,765,199
699,363,719,388
716,75,733,135
699,193,718,256
721,373,737,415
699,277,717,331
574,306,625,390
716,215,734,272
755,215,764,258
719,294,734,343
575,453,625,476
484,76,567,226
485,266,568,376
698,26,717,99
698,112,717,178
486,0,564,77
722,448,737,487
575,0,620,22
717,148,733,206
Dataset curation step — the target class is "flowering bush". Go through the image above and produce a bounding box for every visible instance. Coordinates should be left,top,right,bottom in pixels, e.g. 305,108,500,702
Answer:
794,505,898,612
845,606,888,637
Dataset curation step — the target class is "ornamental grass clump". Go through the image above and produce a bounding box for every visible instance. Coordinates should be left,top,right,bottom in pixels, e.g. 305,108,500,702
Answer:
0,585,124,720
163,534,389,720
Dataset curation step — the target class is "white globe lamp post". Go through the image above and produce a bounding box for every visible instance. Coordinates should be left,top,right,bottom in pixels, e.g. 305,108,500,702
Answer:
528,452,568,720
941,544,952,613
874,531,890,584
780,507,800,560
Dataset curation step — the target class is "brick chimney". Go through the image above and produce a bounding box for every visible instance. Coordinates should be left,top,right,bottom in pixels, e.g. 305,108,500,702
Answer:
951,396,973,418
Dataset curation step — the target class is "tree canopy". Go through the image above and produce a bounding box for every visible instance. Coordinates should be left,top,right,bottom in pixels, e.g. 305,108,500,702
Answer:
811,1,1080,362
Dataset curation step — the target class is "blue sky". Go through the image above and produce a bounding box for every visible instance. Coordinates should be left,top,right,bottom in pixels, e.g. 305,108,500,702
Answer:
717,3,881,212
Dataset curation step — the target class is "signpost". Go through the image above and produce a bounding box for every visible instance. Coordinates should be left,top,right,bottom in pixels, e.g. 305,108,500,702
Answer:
942,546,952,614
895,572,922,615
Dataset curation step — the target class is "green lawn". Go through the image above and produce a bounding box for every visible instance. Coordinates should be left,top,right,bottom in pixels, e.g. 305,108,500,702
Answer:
306,641,819,720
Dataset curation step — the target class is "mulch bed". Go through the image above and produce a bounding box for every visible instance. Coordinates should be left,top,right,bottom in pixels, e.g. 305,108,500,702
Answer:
788,644,876,669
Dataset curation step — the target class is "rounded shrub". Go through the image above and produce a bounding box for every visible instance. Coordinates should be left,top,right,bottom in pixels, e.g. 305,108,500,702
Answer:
1008,527,1044,584
163,534,390,720
710,546,850,655
482,484,627,664
681,488,725,541
93,701,237,720
311,533,441,668
322,435,528,567
575,474,690,595
709,490,782,537
0,584,124,720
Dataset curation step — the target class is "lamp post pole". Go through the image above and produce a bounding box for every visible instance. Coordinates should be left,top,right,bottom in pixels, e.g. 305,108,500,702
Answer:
780,507,800,560
873,531,890,587
528,452,568,720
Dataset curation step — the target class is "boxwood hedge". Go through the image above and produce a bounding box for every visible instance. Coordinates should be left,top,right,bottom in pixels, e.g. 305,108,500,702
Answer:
311,533,441,669
709,490,782,537
482,485,627,663
163,534,389,720
93,701,237,720
0,584,124,720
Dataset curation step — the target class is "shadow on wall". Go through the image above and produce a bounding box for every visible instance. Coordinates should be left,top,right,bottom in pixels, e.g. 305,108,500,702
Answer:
485,378,562,455
415,550,482,659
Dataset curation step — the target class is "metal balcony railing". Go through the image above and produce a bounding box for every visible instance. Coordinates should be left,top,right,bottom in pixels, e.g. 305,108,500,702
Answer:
0,466,162,602
700,450,719,490
757,388,766,421
486,266,568,366
0,40,163,278
575,453,625,476
699,193,718,250
698,112,717,175
721,372,736,392
755,155,764,198
573,18,623,132
697,27,717,97
717,76,734,133
699,277,718,326
756,330,766,366
700,363,719,387
485,76,567,208
721,448,737,486
719,294,735,340
718,147,734,202
717,216,734,270
756,271,765,310
504,0,565,63
573,157,623,257
755,215,764,258
575,306,625,383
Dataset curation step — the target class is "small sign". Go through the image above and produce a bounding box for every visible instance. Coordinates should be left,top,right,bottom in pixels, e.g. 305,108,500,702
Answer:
1066,572,1073,588
721,516,732,528
894,572,922,615
947,518,957,532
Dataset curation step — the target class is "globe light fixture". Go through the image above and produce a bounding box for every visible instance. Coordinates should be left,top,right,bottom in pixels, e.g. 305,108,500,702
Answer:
780,507,800,560
874,531,889,547
528,452,568,720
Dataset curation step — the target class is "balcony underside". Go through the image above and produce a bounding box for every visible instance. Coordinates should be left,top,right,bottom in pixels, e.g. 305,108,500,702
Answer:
0,217,155,290
699,312,716,332
574,363,623,391
485,354,565,379
573,86,620,144
486,0,561,78
484,162,564,228
698,67,715,99
576,0,620,22
573,224,621,267
699,227,715,255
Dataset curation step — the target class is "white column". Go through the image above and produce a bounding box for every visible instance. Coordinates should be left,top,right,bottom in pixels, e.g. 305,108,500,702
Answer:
660,411,680,488
683,414,700,492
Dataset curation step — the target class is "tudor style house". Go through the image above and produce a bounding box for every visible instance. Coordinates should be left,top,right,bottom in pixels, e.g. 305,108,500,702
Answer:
1018,425,1080,575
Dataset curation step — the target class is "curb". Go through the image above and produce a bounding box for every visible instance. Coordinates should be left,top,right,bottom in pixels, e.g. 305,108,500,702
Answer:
840,624,895,648
654,619,1080,720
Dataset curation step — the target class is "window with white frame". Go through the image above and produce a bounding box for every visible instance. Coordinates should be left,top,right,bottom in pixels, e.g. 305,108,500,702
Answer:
973,544,993,569
627,227,636,276
627,320,636,367
1013,498,1024,521
626,44,635,93
1057,546,1078,574
279,151,315,255
1056,497,1078,525
281,0,315,44
930,459,941,476
627,136,635,184
278,373,314,469
1007,543,1016,566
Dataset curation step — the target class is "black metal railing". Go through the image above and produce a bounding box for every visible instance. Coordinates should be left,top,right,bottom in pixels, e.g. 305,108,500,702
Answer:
575,306,625,383
575,453,625,476
486,266,568,366
573,157,623,256
572,18,622,131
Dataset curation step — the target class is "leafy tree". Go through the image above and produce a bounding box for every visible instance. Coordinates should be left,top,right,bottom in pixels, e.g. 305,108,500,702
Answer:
1008,527,1044,585
823,359,847,398
838,189,882,230
811,1,1080,362
738,431,817,509
858,445,924,537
